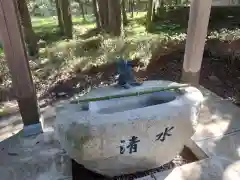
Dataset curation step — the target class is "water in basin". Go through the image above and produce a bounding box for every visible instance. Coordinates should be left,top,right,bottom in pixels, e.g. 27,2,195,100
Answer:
88,91,179,114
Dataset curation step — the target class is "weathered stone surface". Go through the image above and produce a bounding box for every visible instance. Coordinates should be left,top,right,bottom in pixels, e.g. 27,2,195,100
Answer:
56,80,203,176
192,87,240,161
137,86,240,180
136,157,240,180
0,129,71,180
194,131,240,161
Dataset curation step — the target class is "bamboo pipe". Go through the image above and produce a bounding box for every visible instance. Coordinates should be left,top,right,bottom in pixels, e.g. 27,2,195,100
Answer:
71,84,189,104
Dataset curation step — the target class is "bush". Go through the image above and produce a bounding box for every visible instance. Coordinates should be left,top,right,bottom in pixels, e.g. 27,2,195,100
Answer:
0,52,10,88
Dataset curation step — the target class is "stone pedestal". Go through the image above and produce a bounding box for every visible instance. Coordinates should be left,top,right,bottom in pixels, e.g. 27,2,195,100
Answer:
56,80,203,176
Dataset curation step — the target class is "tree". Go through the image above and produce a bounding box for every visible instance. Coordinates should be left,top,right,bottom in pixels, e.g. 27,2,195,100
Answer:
128,0,134,17
55,0,64,35
108,0,122,36
96,0,122,36
58,0,73,38
174,0,182,5
17,0,38,56
97,0,109,32
92,0,101,28
131,0,134,18
157,0,163,9
152,0,159,21
146,0,154,32
121,0,128,26
77,0,86,20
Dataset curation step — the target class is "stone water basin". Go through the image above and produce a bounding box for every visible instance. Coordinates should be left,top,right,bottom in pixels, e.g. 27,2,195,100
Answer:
55,80,204,177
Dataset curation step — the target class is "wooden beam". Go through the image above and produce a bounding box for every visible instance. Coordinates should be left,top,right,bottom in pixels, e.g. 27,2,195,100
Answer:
0,0,40,126
181,0,212,86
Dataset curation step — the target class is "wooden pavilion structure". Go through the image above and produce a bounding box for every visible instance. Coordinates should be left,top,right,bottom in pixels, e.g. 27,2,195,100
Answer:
0,0,212,132
0,0,41,134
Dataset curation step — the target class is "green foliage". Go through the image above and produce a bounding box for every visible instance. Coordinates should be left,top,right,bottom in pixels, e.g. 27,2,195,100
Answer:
208,28,240,42
81,36,102,51
0,12,188,92
0,48,3,56
0,52,11,88
2,6,240,98
32,16,94,44
28,0,56,16
30,13,186,91
28,0,93,17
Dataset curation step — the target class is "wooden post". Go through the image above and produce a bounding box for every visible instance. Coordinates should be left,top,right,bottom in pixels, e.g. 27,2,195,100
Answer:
181,0,212,86
0,0,40,127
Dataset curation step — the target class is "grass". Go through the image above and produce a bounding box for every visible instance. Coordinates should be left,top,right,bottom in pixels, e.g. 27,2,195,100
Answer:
2,8,240,98
32,15,96,44
0,49,3,56
28,12,188,95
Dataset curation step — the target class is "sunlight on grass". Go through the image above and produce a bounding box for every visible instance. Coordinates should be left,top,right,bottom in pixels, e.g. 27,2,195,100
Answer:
0,6,240,101
30,13,188,93
10,11,240,95
0,49,3,56
1,8,240,97
0,12,189,93
208,28,240,41
32,15,92,26
32,16,97,45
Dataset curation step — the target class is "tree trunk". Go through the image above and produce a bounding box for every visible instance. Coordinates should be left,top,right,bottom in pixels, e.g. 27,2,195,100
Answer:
108,0,122,36
146,0,154,32
128,0,131,12
128,0,134,17
152,0,158,21
92,0,101,28
121,0,128,26
56,0,64,35
176,0,181,5
156,0,162,16
80,4,85,20
131,0,134,18
77,0,86,20
159,0,164,7
157,0,163,8
97,0,109,32
158,0,162,6
59,0,73,38
17,0,38,56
